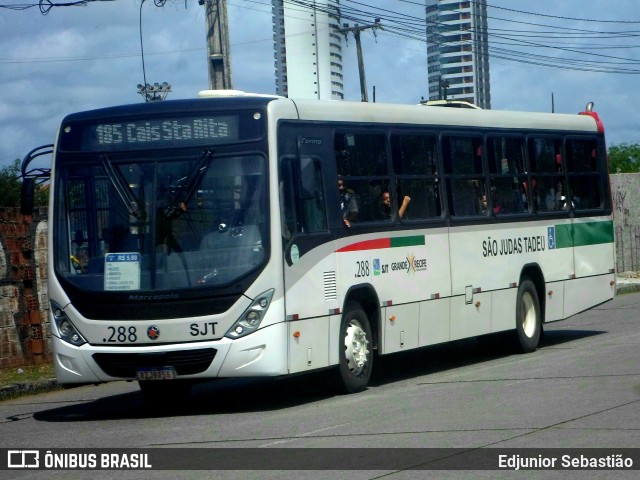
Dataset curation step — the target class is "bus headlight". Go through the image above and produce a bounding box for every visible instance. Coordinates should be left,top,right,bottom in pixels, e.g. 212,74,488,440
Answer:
51,301,87,347
225,289,274,339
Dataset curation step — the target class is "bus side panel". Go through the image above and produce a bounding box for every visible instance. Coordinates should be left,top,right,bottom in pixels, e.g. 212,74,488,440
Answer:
419,297,451,347
563,274,615,320
544,280,566,322
490,289,517,333
562,218,615,320
288,316,330,373
574,245,615,277
448,224,494,340
284,245,340,325
571,219,615,278
450,291,492,341
382,303,420,354
283,244,339,372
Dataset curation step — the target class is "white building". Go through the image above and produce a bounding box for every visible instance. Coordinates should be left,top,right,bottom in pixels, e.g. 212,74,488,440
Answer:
272,0,344,100
425,0,491,108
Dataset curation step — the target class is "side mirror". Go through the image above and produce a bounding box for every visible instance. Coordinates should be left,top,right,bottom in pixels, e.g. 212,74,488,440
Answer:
21,177,35,215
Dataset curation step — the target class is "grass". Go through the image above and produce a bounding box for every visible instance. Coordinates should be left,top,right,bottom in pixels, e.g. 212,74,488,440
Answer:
0,362,55,388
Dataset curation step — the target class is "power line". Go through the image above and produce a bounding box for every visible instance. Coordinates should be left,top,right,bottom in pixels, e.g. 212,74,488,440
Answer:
2,0,639,75
485,0,640,24
0,0,116,15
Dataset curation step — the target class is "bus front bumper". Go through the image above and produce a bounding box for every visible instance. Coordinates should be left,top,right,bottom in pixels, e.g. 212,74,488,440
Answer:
52,322,289,386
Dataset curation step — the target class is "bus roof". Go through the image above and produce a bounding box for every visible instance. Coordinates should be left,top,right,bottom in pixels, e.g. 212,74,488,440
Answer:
282,98,603,135
60,93,603,136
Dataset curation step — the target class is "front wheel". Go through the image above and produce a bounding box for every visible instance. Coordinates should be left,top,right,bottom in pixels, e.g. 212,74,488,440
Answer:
337,302,373,393
515,278,542,353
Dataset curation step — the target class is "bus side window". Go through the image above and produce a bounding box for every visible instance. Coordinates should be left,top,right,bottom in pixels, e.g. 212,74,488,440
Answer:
391,133,442,220
279,156,297,240
566,138,602,210
528,136,567,213
442,135,486,217
335,132,390,223
486,135,527,215
280,155,328,236
299,156,327,232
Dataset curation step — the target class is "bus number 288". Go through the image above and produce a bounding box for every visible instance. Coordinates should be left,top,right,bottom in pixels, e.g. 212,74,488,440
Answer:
355,260,370,278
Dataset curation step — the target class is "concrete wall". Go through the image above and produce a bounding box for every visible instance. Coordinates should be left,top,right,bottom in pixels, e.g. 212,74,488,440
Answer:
611,174,640,273
0,208,50,368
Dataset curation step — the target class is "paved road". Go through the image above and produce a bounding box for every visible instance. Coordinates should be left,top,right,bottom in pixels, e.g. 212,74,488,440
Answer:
1,293,639,479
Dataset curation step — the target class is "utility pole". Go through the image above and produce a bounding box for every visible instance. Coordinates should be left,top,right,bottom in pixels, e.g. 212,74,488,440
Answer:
202,0,232,90
339,20,381,102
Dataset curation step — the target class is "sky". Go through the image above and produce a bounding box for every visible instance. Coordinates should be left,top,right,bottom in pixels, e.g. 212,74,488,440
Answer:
1,0,639,171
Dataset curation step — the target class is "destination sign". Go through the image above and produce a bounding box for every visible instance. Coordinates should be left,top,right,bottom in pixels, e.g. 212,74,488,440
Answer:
83,115,239,151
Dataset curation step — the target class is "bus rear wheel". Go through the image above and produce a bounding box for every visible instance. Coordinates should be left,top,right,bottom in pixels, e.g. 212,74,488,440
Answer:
515,278,541,353
337,302,373,393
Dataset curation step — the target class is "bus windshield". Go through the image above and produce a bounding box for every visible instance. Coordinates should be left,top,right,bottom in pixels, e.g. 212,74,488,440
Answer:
54,151,268,293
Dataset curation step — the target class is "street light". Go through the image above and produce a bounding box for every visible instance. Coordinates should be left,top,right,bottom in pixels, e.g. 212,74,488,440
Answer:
137,0,171,102
137,82,172,102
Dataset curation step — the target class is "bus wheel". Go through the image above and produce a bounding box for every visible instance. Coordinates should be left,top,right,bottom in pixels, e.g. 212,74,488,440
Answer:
515,278,541,353
138,380,192,402
337,302,373,393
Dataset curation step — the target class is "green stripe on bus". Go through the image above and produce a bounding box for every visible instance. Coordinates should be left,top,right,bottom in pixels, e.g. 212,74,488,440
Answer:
390,236,425,248
555,221,614,249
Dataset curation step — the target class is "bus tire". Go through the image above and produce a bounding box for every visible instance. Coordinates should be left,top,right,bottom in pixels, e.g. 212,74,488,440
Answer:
138,380,192,402
337,302,373,393
515,278,541,353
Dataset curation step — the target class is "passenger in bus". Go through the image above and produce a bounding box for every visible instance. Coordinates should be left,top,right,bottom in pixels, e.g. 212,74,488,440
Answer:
381,191,411,219
481,192,503,215
553,181,566,210
523,177,540,212
480,194,489,214
338,176,358,227
544,187,556,211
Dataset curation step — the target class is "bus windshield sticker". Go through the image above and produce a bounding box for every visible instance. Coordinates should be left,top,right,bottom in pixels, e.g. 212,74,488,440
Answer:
290,244,300,264
104,253,141,291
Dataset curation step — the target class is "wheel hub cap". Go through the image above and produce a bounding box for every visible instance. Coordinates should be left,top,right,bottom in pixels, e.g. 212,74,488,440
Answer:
521,291,536,338
345,320,369,375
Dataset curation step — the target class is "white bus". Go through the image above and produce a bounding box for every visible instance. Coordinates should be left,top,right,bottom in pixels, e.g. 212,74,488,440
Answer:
23,92,615,397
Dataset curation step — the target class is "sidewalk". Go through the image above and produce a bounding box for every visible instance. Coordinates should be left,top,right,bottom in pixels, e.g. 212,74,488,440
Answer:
2,275,640,402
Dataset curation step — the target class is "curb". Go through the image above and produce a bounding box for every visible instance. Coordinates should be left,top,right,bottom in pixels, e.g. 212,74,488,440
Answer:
616,282,640,295
0,378,61,402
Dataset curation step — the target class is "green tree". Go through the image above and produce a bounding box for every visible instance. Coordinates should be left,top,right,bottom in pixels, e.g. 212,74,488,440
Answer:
0,159,22,207
0,159,49,208
608,143,640,173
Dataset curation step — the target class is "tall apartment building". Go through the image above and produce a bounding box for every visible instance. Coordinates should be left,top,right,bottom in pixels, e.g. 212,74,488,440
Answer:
425,0,491,108
272,0,344,100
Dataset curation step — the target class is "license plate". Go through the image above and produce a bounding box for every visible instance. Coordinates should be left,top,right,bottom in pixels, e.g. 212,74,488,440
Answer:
135,367,176,381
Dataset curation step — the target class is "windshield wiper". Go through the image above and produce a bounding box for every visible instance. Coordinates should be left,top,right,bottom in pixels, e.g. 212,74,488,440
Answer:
100,154,141,219
163,150,214,219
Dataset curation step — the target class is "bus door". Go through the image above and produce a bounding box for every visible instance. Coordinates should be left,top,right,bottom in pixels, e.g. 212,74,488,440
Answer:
279,126,337,374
